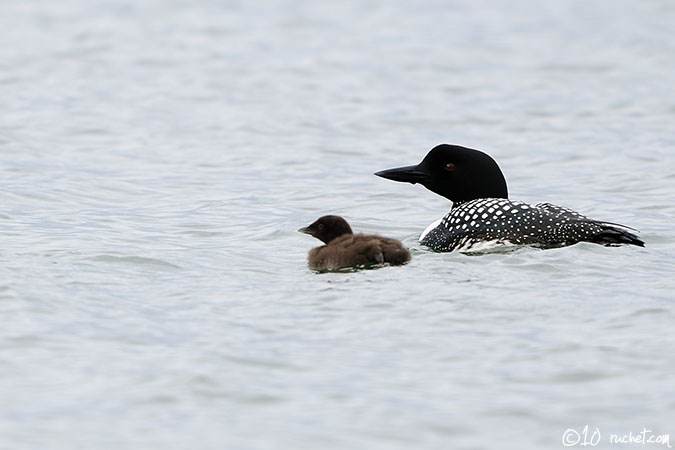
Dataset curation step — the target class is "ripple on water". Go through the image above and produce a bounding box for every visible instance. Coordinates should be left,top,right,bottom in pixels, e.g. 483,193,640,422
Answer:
86,255,183,271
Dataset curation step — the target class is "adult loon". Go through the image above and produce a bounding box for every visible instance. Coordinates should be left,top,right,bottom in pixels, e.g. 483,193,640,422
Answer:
375,144,644,252
299,215,411,270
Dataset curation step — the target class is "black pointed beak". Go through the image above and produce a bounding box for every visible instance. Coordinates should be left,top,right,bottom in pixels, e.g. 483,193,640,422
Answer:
374,165,430,184
298,227,312,235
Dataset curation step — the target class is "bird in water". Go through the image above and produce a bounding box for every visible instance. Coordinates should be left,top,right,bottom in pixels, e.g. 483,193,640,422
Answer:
299,215,411,271
375,144,644,253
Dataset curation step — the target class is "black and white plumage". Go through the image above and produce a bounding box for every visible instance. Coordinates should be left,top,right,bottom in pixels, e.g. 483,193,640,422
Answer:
418,198,642,252
375,144,644,253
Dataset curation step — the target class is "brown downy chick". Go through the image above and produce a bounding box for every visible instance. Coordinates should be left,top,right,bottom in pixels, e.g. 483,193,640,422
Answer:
299,215,411,271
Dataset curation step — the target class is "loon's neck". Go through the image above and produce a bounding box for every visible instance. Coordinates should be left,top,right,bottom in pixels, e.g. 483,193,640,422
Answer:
451,198,489,208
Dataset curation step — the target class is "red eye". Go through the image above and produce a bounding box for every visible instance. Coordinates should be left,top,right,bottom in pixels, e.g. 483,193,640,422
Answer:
445,163,456,171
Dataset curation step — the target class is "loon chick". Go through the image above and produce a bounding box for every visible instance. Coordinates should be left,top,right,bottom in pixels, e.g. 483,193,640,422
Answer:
375,144,644,252
299,215,411,270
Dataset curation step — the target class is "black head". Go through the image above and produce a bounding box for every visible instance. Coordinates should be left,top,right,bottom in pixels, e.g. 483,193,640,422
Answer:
374,144,508,204
298,215,354,244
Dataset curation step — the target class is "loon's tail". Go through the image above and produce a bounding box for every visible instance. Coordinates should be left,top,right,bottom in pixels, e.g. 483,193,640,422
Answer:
590,223,645,247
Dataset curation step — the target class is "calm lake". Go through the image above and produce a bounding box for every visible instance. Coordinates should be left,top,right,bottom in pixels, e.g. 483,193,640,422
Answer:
1,1,674,449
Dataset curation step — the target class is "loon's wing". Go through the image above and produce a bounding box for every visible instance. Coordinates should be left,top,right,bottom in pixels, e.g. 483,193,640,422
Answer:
534,202,588,219
536,202,644,247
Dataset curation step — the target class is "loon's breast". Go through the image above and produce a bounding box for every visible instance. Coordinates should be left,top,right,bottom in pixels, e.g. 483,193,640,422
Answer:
419,198,635,253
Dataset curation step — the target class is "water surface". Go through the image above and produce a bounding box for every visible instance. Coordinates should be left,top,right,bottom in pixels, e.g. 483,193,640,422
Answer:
1,1,675,449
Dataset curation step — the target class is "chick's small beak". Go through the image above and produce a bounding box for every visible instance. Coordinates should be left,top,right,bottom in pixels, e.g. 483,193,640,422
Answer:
298,226,312,235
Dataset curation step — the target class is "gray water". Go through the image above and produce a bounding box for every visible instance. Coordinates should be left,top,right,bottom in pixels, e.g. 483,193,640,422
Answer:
2,1,675,449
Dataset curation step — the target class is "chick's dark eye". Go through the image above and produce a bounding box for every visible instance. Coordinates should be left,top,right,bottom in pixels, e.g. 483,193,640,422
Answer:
445,162,456,172
318,224,324,230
